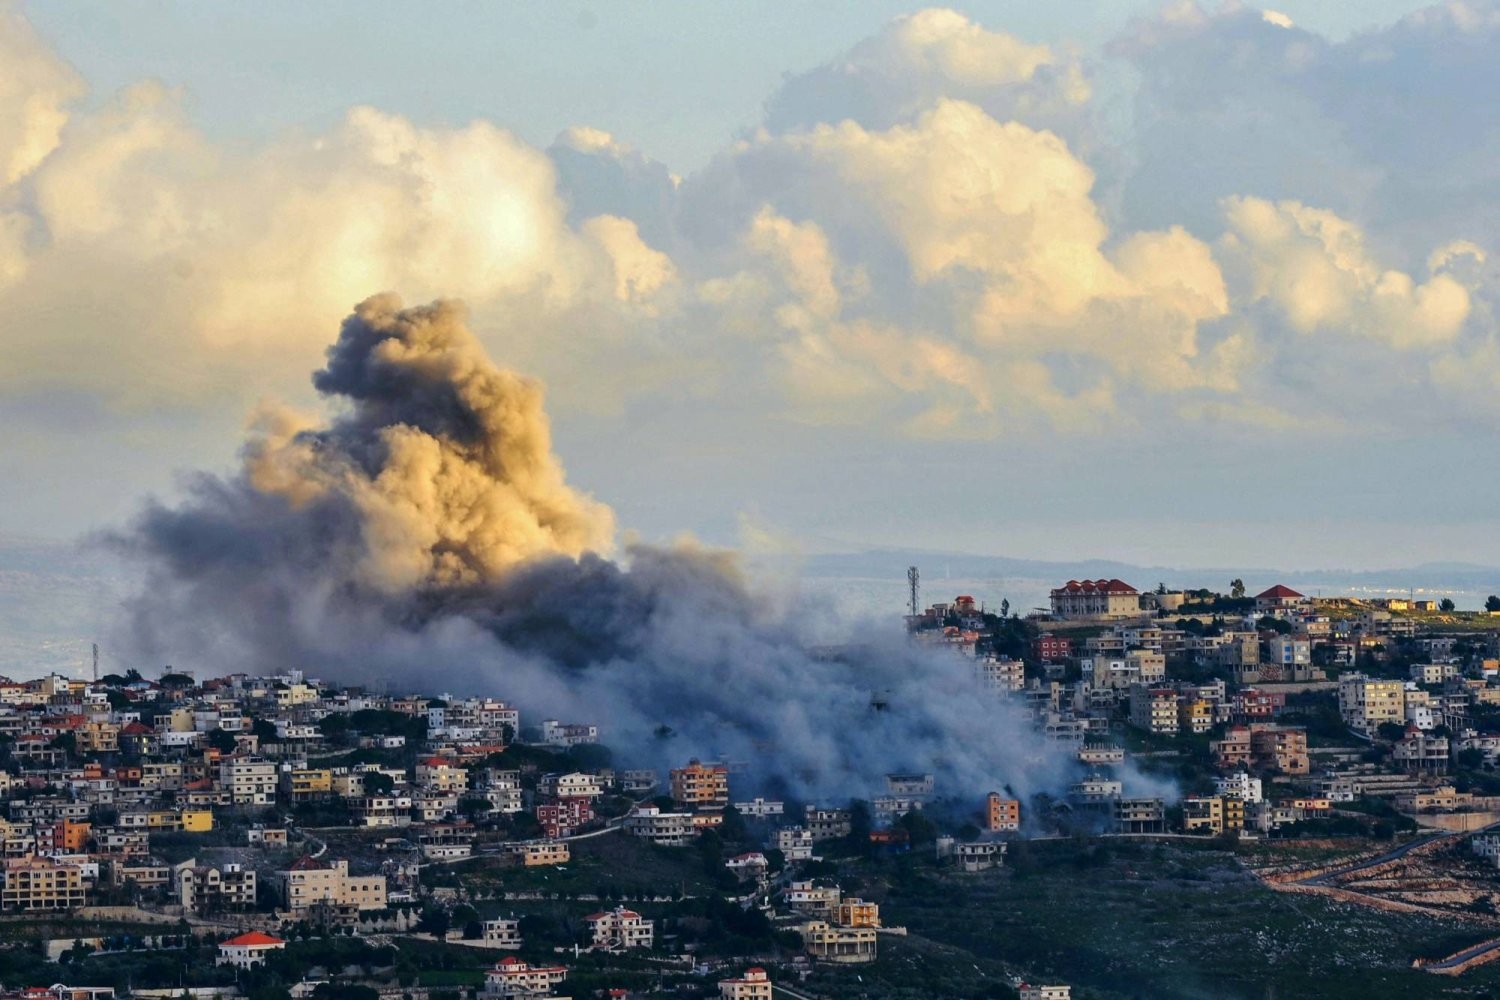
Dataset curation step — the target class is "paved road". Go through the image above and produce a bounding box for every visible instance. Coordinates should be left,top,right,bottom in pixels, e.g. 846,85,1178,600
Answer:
1423,934,1500,973
1297,831,1448,886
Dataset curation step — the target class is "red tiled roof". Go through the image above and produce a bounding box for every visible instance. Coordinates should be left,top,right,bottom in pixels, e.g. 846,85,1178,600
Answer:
1256,584,1305,600
222,931,284,947
1053,578,1138,595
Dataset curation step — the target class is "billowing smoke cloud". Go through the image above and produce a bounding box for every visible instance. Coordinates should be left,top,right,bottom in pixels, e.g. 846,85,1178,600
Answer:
114,294,1155,807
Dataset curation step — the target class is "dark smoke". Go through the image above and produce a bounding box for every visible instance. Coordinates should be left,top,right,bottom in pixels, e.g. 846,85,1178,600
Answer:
113,294,1157,804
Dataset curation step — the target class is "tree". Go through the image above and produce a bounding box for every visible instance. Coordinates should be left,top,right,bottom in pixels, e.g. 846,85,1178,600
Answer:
1230,579,1246,599
364,771,395,795
718,803,747,843
205,728,238,754
999,598,1010,618
1376,721,1408,742
416,905,450,940
1487,595,1500,613
1440,598,1457,612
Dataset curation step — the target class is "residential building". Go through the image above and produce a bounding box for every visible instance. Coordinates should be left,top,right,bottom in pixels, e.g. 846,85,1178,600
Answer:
1,856,86,911
1128,686,1180,735
585,906,654,951
718,967,773,1000
800,921,877,964
219,756,278,805
623,807,695,847
513,841,570,866
956,841,1004,871
1394,729,1450,773
670,760,729,810
806,808,852,842
216,932,285,970
483,957,567,998
986,793,1020,832
1249,724,1310,775
178,862,257,913
1115,798,1165,834
776,826,814,860
481,917,523,950
276,857,387,915
1049,579,1140,620
1019,987,1072,1000
1255,585,1309,613
1215,773,1264,804
977,656,1025,694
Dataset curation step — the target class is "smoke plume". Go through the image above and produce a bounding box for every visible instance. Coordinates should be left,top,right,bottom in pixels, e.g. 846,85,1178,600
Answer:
116,294,1147,806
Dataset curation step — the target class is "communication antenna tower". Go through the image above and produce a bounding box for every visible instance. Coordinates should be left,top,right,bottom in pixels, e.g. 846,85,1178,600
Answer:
908,566,920,617
92,643,99,683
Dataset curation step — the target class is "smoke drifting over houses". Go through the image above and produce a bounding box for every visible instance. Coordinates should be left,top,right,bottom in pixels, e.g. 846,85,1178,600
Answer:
114,294,1154,805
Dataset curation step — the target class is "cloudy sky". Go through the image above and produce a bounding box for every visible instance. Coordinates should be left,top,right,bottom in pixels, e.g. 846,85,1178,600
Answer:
2,0,1497,570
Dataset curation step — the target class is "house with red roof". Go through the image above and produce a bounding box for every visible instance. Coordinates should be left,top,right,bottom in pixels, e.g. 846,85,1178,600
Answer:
1255,584,1310,614
1049,579,1141,620
216,930,285,969
718,966,772,999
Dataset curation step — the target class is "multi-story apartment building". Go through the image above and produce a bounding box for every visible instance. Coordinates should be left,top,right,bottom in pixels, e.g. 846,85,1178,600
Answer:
219,757,278,805
670,760,729,810
986,793,1021,832
1339,673,1406,734
977,656,1025,694
1114,798,1165,833
1,856,86,911
785,880,841,915
1049,579,1140,620
538,772,604,799
536,797,593,839
1249,724,1310,775
1128,686,1180,735
623,807,695,847
178,862,257,913
275,857,386,915
806,808,852,842
799,921,877,964
776,826,814,860
833,898,879,928
414,757,469,794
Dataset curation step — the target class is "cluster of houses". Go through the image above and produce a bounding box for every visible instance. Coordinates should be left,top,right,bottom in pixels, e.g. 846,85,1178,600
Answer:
913,579,1500,840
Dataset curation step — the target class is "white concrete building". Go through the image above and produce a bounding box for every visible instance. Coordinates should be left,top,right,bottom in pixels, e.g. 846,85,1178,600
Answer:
585,905,654,951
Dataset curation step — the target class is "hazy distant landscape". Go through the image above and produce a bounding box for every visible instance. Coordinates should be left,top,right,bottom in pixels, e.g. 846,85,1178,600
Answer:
5,534,1496,681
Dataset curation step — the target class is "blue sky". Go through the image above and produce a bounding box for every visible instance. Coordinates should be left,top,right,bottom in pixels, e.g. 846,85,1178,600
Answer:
3,1,1499,570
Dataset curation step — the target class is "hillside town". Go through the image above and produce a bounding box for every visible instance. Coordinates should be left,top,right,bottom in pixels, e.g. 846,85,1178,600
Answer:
0,579,1499,998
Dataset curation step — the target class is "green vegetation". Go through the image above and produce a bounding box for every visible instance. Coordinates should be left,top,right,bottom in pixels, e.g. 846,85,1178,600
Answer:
852,840,1500,1000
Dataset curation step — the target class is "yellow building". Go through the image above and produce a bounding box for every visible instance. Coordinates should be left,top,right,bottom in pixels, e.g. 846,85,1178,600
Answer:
800,921,877,964
287,769,333,800
1183,796,1224,835
1,856,87,911
181,809,214,832
1177,698,1213,735
833,899,880,928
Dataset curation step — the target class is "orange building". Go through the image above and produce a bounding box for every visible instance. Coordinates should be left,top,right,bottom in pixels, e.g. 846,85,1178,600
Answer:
986,793,1020,832
670,760,729,810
